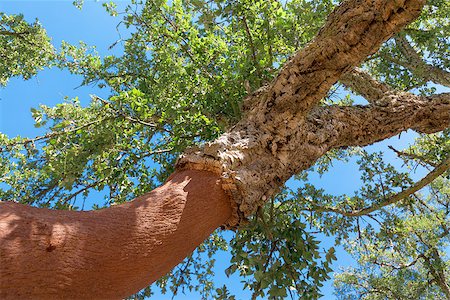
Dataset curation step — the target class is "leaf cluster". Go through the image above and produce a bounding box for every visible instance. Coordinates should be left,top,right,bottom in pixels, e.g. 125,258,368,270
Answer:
0,13,55,85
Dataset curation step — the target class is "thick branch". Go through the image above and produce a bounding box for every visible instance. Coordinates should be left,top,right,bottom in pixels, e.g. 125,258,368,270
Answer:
394,35,450,88
339,67,446,112
248,0,425,119
301,92,449,217
0,170,231,299
309,93,450,151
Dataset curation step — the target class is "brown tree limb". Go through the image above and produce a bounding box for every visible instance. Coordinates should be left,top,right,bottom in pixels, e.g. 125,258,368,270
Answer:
247,0,426,118
394,35,450,87
310,93,450,151
340,67,393,104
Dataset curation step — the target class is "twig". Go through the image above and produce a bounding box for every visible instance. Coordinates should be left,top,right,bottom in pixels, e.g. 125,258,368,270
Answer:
1,118,107,150
388,145,438,167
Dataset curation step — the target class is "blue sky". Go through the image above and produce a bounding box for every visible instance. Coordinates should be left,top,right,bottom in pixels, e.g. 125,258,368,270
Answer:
0,1,436,299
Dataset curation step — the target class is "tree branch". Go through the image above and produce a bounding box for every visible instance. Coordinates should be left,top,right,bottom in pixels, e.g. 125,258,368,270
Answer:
241,15,259,79
0,118,108,151
309,154,450,217
311,93,450,151
423,248,450,298
301,92,449,216
178,0,427,225
372,253,424,271
0,30,32,37
388,145,438,168
394,35,450,88
340,67,393,104
249,0,425,117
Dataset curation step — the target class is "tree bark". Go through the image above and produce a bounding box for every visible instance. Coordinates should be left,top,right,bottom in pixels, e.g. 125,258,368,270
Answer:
1,170,231,299
2,0,448,299
177,0,428,226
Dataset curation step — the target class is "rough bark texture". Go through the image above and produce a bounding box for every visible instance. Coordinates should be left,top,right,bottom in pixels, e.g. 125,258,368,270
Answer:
340,67,393,104
0,170,231,299
309,93,450,147
177,0,429,227
2,0,449,298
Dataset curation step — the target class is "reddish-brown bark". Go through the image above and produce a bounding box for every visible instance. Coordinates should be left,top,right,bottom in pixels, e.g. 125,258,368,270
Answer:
0,170,231,299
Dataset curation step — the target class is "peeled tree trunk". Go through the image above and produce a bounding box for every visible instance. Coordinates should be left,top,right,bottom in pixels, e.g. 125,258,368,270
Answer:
1,0,449,298
1,171,231,299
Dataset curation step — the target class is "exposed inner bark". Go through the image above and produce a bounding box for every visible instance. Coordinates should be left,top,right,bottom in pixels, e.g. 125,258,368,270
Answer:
0,170,231,299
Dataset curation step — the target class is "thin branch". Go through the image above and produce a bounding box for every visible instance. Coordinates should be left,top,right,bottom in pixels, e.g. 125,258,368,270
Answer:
0,28,52,50
388,145,438,168
0,30,31,37
310,154,450,217
1,118,107,150
423,249,450,298
172,255,193,296
92,95,157,128
394,35,450,87
373,253,425,270
60,178,107,205
241,15,260,81
150,5,215,81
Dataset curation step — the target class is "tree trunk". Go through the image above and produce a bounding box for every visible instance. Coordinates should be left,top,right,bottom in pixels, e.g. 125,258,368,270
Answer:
1,170,231,299
176,0,430,226
2,0,449,298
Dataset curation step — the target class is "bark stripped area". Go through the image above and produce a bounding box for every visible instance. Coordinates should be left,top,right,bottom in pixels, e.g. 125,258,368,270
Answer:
177,0,445,227
1,170,231,299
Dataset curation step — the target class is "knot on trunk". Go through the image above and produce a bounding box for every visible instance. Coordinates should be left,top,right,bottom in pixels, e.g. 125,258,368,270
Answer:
175,129,277,229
